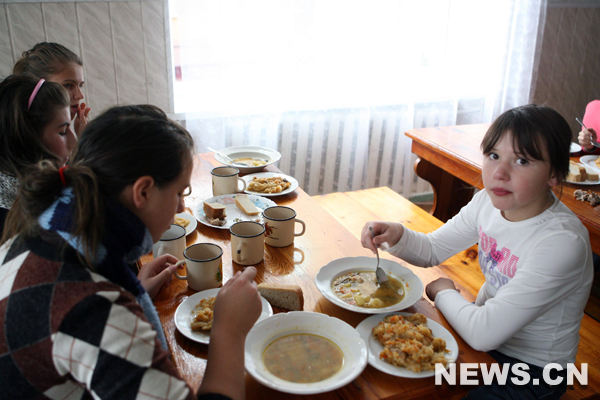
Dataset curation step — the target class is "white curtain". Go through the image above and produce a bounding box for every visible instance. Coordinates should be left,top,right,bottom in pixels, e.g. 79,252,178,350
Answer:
170,0,546,197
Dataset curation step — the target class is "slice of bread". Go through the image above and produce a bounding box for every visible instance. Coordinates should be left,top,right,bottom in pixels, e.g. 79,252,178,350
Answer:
203,202,227,219
567,161,584,182
235,194,261,215
583,165,600,181
258,283,304,311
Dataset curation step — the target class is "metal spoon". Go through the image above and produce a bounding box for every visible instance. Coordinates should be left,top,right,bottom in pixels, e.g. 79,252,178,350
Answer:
576,118,600,147
368,226,388,285
207,147,248,167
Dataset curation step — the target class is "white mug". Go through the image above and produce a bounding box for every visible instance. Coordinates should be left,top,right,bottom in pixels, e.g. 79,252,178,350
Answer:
153,224,186,260
175,243,223,292
230,221,265,265
211,166,247,196
263,206,306,247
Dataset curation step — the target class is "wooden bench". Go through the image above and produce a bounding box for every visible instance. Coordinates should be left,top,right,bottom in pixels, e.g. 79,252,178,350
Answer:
313,186,600,399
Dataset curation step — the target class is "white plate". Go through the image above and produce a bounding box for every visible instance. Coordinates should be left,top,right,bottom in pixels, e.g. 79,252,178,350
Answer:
315,256,424,314
175,288,273,344
245,311,368,394
175,212,197,236
242,172,299,197
214,145,282,173
355,312,459,378
571,142,582,153
192,194,276,230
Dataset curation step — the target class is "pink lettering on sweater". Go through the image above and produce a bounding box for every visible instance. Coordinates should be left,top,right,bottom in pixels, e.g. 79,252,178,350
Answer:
478,227,519,281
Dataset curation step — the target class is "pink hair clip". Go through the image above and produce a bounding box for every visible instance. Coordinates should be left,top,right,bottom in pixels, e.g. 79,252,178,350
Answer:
27,78,45,110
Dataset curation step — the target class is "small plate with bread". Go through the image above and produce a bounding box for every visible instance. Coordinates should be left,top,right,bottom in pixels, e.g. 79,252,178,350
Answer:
193,193,276,229
567,159,600,185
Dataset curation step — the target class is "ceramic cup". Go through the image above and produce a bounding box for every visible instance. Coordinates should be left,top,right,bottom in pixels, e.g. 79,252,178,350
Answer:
263,206,306,247
230,221,265,265
153,224,186,260
211,166,247,196
174,243,223,292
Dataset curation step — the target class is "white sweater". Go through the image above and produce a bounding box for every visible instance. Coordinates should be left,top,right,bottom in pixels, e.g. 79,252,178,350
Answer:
387,190,593,367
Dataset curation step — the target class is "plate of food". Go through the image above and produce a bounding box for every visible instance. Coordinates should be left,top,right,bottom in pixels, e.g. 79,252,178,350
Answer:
355,312,458,378
244,311,367,394
192,194,276,230
566,159,600,185
213,145,282,174
315,256,424,314
174,212,197,235
175,288,273,345
242,172,299,197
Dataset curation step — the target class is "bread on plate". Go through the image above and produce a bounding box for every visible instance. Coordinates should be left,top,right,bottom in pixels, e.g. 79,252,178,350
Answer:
258,283,304,311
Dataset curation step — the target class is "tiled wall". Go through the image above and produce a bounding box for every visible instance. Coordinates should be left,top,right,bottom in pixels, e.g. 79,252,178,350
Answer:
0,0,172,117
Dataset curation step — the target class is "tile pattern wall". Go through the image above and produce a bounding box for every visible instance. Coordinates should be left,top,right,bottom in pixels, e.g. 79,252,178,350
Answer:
0,1,172,116
533,6,600,138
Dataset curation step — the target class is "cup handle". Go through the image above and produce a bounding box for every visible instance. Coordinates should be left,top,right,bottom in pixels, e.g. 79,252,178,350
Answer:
236,241,246,263
295,219,306,237
174,259,188,280
238,177,247,192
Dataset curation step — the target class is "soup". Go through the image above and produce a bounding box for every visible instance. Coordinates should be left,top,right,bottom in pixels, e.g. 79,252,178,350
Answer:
331,271,404,308
233,157,267,167
263,334,344,383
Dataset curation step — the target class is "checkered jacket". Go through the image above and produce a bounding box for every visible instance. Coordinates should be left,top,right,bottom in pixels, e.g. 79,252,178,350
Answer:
0,234,199,400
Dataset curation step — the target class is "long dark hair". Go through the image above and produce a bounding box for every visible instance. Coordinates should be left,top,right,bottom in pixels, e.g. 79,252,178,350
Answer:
13,42,83,78
2,105,194,266
0,74,70,177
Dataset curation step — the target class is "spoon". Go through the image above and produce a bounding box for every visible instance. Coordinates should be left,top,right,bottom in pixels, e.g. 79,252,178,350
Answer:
576,118,600,147
368,226,388,286
207,147,248,167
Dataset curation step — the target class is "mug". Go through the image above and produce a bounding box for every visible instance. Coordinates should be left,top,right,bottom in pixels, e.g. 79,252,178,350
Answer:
263,206,306,247
175,243,223,292
211,166,247,196
153,224,186,260
230,221,265,265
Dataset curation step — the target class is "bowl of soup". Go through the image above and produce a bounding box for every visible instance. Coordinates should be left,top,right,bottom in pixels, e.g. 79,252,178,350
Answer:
244,312,367,394
213,145,281,173
315,256,424,314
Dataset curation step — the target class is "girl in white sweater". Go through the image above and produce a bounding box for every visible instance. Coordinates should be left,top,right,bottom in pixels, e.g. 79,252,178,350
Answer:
362,104,593,399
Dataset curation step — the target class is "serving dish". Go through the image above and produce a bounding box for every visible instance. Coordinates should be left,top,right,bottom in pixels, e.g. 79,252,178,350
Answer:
192,194,276,230
175,212,197,236
213,145,282,173
175,288,273,344
315,256,424,314
245,311,367,394
242,172,299,197
355,312,459,378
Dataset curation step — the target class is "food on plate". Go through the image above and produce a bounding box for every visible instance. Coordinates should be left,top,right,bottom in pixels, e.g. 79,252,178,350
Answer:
204,202,227,225
233,157,267,167
331,271,404,308
257,283,304,311
567,161,585,182
262,334,344,383
247,176,291,194
174,215,190,228
372,313,448,372
190,297,216,331
235,194,261,215
584,165,600,181
596,157,600,169
574,189,600,206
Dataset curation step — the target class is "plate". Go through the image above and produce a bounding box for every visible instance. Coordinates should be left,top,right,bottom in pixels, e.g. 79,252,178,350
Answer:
175,288,273,344
245,311,367,394
355,312,459,378
571,142,582,153
193,194,276,230
565,157,600,185
214,145,282,173
242,172,299,197
175,212,197,236
315,256,424,314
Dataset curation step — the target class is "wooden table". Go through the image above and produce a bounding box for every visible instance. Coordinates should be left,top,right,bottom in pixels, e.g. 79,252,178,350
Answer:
147,153,495,400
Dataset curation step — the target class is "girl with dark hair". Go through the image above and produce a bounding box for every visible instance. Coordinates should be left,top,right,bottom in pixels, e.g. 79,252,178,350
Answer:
0,74,77,232
14,42,91,136
0,104,262,400
361,104,593,399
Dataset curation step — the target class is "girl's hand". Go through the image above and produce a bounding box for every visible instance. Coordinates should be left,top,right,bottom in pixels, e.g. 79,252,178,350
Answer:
360,221,404,253
74,102,91,137
426,278,459,301
138,254,180,298
578,128,597,152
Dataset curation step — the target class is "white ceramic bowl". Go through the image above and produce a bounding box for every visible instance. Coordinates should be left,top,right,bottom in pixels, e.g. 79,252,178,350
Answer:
214,145,281,173
315,256,424,314
245,312,368,394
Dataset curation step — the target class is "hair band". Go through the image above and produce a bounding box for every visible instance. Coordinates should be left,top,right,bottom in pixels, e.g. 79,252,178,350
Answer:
58,165,68,186
27,79,45,110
